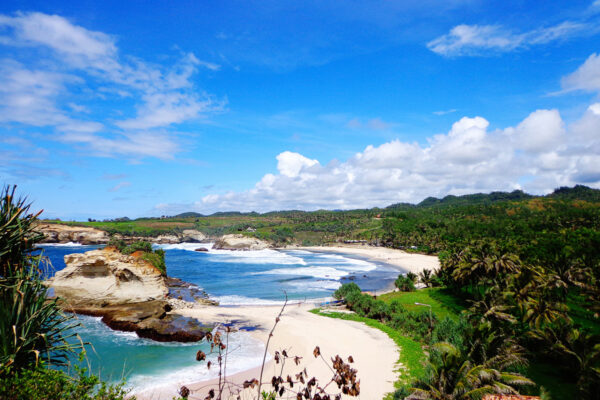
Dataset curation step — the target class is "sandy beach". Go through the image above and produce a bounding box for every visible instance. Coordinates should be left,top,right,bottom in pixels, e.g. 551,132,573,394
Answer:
137,303,399,400
135,246,438,400
295,244,440,274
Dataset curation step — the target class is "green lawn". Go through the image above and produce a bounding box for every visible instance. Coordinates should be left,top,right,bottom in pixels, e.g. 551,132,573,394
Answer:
309,308,426,398
377,287,467,320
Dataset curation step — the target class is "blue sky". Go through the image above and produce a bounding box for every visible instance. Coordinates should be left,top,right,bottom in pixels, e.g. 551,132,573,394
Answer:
1,0,600,219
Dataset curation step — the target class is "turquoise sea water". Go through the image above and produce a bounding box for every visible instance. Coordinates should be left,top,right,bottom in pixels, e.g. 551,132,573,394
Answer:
40,243,400,394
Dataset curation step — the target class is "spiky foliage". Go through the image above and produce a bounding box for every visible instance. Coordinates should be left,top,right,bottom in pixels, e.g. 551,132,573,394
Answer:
0,185,44,277
411,342,533,400
0,185,81,375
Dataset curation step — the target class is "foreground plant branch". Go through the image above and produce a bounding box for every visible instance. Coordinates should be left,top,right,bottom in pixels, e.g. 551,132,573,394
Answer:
178,293,361,400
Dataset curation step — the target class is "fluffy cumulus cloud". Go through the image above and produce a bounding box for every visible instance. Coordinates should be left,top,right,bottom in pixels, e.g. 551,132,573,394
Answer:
166,104,600,213
428,20,591,56
0,12,220,160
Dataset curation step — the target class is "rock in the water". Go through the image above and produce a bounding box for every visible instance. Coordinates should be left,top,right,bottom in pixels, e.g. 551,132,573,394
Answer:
153,234,180,244
181,229,207,243
71,301,212,342
195,247,209,252
213,234,270,250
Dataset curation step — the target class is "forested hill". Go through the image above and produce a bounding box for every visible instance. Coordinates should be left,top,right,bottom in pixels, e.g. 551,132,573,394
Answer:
42,185,600,249
387,185,599,210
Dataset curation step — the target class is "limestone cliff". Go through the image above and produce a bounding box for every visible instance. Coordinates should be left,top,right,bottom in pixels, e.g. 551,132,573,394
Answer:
37,223,208,245
37,223,109,244
48,247,168,305
212,234,270,250
48,247,214,342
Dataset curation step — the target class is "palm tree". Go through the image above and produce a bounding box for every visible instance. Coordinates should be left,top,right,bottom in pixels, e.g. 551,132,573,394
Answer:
531,323,600,399
419,269,433,288
410,342,533,400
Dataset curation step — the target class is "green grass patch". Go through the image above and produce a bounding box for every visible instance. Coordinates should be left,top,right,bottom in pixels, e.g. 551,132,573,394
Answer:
309,308,425,397
378,287,466,320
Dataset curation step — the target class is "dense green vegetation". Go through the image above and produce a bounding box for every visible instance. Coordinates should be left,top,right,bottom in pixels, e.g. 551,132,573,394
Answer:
106,238,167,275
0,186,129,400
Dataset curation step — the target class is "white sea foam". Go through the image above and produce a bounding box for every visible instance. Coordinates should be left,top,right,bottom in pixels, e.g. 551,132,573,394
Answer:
38,242,85,247
253,266,349,280
154,242,211,251
209,248,307,265
129,331,266,395
213,295,292,306
156,243,307,265
286,279,341,292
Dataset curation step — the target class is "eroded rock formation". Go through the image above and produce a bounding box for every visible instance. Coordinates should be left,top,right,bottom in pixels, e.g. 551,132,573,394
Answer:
212,234,270,250
37,223,109,244
48,247,215,342
37,223,209,245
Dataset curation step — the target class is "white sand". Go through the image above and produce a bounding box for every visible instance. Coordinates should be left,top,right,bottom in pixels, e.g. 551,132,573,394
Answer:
136,303,399,400
295,244,440,275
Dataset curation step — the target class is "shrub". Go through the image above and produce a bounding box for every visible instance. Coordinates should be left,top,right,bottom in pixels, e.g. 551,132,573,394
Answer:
333,282,361,300
121,241,152,255
395,275,416,292
1,186,81,375
106,239,166,276
0,366,129,400
140,250,166,276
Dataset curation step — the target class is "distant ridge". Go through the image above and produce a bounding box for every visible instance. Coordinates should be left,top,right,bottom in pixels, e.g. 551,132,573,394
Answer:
548,184,600,201
386,186,600,210
166,185,600,218
173,212,205,218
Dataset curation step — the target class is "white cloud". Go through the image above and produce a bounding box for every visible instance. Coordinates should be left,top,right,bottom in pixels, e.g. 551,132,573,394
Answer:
433,109,458,116
506,109,565,153
0,12,222,159
276,151,319,177
60,131,180,160
116,91,215,130
428,20,590,56
561,53,600,93
0,60,72,126
108,181,131,192
0,12,117,69
158,105,600,213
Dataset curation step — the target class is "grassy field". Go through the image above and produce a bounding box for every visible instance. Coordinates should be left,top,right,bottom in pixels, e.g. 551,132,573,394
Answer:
378,287,467,320
310,308,425,399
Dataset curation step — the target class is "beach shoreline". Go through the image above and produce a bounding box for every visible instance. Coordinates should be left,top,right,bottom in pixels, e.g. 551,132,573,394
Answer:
292,244,440,274
134,245,438,399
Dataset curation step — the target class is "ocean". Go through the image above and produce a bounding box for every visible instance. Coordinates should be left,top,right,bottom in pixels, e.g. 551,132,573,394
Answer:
40,243,400,394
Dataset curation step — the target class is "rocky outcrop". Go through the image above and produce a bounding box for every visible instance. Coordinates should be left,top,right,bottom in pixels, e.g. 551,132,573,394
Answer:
37,224,210,245
37,223,109,245
48,247,215,342
70,301,212,342
49,247,168,304
213,234,270,250
181,229,207,242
